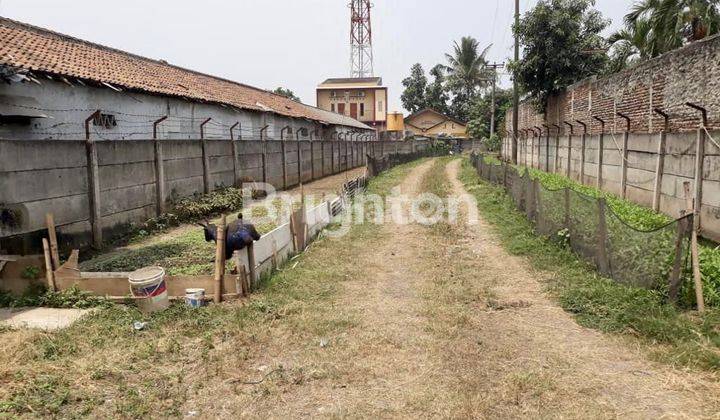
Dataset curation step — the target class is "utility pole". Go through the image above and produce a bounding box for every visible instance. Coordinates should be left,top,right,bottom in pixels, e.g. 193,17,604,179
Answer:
486,62,505,139
512,0,520,163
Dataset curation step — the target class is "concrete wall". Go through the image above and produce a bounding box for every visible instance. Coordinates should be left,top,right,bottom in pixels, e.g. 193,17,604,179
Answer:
0,138,434,253
501,130,720,242
0,79,362,141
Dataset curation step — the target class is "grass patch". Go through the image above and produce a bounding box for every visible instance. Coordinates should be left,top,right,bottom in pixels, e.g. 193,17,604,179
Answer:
0,158,425,417
459,157,720,371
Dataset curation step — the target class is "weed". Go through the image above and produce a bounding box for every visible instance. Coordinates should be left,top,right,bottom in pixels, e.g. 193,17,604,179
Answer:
459,158,720,370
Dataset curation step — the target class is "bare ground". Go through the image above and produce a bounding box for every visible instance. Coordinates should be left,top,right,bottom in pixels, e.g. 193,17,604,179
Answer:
181,158,720,418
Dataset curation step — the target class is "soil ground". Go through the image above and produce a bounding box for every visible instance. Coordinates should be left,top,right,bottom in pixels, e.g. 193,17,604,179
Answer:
181,158,720,417
2,158,718,418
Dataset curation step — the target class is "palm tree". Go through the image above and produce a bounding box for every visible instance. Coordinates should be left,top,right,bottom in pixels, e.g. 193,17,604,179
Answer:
607,17,653,72
443,37,493,99
623,0,720,58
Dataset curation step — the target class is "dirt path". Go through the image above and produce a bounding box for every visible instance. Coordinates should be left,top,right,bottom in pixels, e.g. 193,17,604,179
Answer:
179,158,719,418
443,158,720,418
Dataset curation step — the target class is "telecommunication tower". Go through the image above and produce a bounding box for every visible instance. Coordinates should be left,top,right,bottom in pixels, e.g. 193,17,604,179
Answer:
349,0,374,78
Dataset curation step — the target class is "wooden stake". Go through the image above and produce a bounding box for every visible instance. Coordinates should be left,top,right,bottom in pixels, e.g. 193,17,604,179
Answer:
42,238,56,292
684,182,705,313
213,216,226,304
247,243,257,292
668,211,688,303
45,213,60,270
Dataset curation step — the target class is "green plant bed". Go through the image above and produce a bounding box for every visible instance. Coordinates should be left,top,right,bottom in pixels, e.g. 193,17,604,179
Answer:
459,158,720,370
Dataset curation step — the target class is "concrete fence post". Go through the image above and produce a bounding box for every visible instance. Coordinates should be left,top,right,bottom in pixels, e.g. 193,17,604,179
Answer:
686,102,707,233
153,140,166,215
297,140,303,184
310,140,316,180
331,141,335,174
281,140,288,189
652,108,670,212
593,116,605,190
85,139,102,248
230,122,241,187
576,120,587,184
200,118,212,194
564,122,574,179
617,113,631,199
200,139,212,194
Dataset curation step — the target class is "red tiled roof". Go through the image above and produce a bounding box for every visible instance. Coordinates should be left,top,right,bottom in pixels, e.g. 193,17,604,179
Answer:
0,17,371,130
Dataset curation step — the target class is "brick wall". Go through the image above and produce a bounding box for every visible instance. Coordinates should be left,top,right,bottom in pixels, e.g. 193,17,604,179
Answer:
506,33,720,135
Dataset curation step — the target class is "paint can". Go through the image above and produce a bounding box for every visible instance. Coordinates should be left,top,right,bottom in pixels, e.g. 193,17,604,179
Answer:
185,288,206,308
128,266,169,313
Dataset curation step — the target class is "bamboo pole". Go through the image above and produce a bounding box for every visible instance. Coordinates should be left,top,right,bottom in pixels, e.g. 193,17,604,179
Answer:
42,238,56,292
45,213,60,270
684,182,705,313
213,216,226,304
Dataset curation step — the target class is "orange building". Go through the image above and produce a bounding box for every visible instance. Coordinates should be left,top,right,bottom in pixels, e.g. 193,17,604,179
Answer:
316,77,388,131
404,108,468,138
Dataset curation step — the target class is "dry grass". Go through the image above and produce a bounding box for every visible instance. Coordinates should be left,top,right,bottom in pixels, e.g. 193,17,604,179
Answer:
0,161,417,418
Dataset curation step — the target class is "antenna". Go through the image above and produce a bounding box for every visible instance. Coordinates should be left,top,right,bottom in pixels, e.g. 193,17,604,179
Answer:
349,0,374,78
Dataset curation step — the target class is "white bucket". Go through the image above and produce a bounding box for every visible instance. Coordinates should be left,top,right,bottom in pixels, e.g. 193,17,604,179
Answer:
128,266,170,313
185,288,205,308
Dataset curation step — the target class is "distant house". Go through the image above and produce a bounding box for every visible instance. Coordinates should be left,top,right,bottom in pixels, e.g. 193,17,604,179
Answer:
0,17,373,141
404,108,468,139
316,77,388,131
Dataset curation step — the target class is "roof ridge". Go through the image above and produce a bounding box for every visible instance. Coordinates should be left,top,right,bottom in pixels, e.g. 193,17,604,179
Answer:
0,16,309,110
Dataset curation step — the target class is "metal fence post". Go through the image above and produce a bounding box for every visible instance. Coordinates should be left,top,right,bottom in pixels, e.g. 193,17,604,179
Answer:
596,197,610,275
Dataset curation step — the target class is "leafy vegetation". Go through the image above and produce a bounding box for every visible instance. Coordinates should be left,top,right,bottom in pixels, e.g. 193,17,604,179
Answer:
609,0,720,71
480,155,720,308
459,158,720,370
0,285,111,309
271,86,302,102
124,186,244,242
511,0,609,110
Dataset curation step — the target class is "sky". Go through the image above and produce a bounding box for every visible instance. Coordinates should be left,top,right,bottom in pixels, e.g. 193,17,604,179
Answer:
0,0,632,114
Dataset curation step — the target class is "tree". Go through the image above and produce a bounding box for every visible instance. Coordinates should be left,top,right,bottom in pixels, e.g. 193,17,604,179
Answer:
272,87,301,102
512,0,609,110
401,63,428,114
443,37,493,101
609,0,720,70
466,88,513,140
425,65,451,115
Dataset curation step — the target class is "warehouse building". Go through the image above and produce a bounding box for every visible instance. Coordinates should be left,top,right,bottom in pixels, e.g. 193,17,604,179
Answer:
0,17,374,141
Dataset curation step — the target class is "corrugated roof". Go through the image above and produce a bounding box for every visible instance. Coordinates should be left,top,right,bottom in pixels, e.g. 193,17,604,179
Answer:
319,77,383,86
0,17,372,130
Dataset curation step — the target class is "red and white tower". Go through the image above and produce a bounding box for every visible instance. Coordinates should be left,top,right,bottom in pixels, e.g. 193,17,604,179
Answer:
349,0,374,78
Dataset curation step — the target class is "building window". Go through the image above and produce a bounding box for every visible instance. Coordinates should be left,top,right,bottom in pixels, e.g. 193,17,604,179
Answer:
331,103,335,113
93,113,117,129
378,101,383,113
331,91,337,98
360,103,365,117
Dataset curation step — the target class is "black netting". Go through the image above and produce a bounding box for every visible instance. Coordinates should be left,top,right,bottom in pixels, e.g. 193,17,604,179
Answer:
473,153,690,291
606,208,685,289
536,186,566,239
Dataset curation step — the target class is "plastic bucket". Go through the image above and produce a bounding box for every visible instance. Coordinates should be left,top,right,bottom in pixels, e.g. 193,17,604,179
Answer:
185,288,205,308
128,266,170,313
